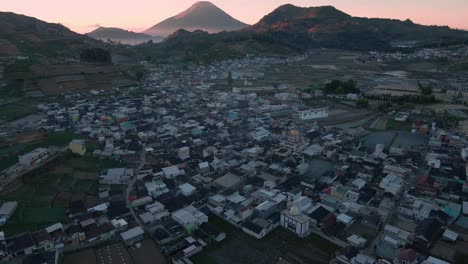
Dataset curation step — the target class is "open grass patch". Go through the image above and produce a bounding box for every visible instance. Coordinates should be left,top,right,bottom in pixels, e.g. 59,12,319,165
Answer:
385,119,412,131
191,253,218,264
1,206,67,236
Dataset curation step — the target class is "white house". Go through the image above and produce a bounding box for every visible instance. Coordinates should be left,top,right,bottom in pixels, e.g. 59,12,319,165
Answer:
18,148,50,168
379,174,404,195
99,168,134,184
179,183,196,196
162,166,185,179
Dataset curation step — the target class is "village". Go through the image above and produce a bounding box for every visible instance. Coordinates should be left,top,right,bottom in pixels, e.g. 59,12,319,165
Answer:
0,52,468,264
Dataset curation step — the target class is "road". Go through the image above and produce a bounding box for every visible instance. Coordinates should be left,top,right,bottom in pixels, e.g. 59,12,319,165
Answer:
125,143,146,228
366,148,429,257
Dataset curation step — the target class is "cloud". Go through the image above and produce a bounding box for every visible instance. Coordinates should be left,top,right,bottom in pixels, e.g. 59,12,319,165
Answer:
88,24,101,28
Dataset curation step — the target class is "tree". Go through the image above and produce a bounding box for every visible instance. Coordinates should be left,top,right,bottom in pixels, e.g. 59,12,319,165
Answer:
80,48,112,64
227,71,233,86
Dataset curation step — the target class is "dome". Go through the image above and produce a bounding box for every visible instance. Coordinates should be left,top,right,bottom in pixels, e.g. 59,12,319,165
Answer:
290,129,300,136
289,206,301,216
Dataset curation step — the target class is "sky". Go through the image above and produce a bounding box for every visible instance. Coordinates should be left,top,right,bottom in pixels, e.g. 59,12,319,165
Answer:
2,0,468,33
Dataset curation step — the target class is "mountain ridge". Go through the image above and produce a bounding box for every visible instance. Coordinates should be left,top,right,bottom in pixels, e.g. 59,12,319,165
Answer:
139,4,468,63
144,1,249,36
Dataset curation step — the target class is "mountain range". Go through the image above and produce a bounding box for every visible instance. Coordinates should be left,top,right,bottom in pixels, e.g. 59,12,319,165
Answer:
1,2,468,62
140,4,468,63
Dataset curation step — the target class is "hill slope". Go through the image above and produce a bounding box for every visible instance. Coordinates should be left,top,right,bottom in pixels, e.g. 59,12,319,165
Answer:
0,11,89,56
144,1,248,36
140,4,468,63
87,27,163,45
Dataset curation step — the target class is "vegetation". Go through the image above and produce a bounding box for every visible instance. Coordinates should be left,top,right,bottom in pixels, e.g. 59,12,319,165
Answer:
356,99,369,108
386,119,412,131
80,48,112,63
307,233,338,256
377,102,394,112
128,65,147,81
366,94,438,105
0,152,122,236
323,79,359,94
0,98,39,121
454,252,468,264
0,131,85,170
418,81,433,95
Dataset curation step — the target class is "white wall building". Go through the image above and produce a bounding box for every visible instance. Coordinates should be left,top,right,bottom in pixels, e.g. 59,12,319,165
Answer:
296,108,328,120
280,207,310,237
18,148,50,168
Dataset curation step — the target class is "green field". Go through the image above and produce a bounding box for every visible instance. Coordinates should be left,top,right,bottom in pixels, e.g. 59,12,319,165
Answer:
0,97,42,122
0,152,122,236
0,131,85,171
191,216,338,264
386,119,413,131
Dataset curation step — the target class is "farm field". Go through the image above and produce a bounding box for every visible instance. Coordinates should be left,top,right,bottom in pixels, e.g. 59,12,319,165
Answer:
0,152,122,236
191,216,337,264
0,131,84,171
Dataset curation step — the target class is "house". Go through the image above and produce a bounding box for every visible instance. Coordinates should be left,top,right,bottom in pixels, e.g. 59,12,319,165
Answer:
18,148,50,168
145,179,169,198
171,206,208,233
442,229,458,242
199,222,226,242
0,201,18,221
241,217,277,239
379,174,404,195
347,234,367,249
255,201,277,219
214,173,242,190
423,256,450,264
7,233,36,256
69,139,86,156
162,166,185,179
351,253,375,264
413,218,442,249
308,205,332,226
31,230,54,252
99,168,134,184
120,226,144,246
178,183,196,197
396,248,420,264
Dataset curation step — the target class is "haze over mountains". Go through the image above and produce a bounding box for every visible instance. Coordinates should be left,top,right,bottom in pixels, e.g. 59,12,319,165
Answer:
86,27,163,45
1,2,468,62
143,1,249,36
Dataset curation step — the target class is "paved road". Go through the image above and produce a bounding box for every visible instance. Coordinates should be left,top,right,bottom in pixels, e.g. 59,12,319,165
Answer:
126,144,146,229
366,149,429,257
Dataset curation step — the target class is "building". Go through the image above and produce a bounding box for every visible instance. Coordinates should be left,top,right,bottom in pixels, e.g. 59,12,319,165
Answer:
69,139,86,156
99,168,134,184
280,207,310,237
280,129,309,153
171,206,208,233
0,201,18,221
18,148,50,168
178,183,196,197
162,166,185,179
296,108,328,120
120,226,144,246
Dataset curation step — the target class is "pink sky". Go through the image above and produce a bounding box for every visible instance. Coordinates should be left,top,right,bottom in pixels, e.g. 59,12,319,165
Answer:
2,0,468,33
